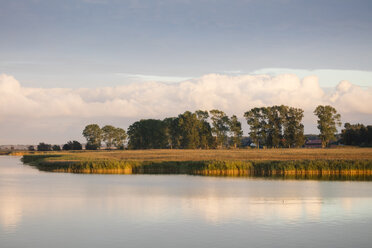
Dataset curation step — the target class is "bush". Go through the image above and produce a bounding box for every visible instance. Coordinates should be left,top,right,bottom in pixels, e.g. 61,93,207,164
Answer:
85,142,100,150
52,145,61,151
37,142,52,151
63,141,83,150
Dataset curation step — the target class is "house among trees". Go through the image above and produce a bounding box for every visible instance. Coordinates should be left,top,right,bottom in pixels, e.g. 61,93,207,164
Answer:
304,139,322,148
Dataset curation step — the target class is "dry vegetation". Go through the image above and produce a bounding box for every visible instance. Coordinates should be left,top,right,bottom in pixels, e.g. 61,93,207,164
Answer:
67,147,372,162
19,148,372,178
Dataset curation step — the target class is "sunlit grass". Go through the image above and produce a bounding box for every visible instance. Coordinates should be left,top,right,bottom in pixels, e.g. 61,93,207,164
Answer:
20,147,372,177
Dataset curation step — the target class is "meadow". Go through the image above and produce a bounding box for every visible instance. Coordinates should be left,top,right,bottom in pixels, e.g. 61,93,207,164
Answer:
19,147,372,178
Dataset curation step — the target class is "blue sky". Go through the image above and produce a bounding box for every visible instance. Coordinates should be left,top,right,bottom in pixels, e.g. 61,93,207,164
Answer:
1,0,372,87
0,0,372,143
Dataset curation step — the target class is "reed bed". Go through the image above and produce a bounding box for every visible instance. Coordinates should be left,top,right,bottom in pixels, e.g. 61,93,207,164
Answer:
66,148,372,161
21,150,372,179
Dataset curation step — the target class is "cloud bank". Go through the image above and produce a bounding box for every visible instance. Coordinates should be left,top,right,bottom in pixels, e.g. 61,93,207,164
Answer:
0,73,371,143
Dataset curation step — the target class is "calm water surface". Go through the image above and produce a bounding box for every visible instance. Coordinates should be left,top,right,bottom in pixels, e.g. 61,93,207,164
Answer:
1,156,372,248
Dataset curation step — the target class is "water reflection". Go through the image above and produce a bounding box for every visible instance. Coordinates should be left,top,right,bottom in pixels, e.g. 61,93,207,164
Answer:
1,156,372,248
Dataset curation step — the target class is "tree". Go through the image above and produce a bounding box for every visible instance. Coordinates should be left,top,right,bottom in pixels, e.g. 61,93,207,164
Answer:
209,109,230,148
244,107,266,149
127,119,167,149
314,105,341,148
245,105,304,148
82,124,102,150
229,115,243,148
102,125,117,149
163,117,181,149
283,107,305,148
37,142,52,151
341,123,372,147
163,111,213,149
63,141,82,150
113,127,127,149
178,111,201,149
265,106,284,148
52,145,61,151
195,110,214,149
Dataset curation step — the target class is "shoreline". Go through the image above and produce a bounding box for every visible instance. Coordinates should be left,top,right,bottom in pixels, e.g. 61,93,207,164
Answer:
21,152,372,179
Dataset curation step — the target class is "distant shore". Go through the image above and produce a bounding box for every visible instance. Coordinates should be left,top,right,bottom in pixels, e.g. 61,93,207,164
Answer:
18,148,372,179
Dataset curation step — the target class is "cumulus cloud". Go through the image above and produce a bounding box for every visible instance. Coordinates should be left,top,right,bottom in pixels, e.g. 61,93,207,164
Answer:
0,73,371,143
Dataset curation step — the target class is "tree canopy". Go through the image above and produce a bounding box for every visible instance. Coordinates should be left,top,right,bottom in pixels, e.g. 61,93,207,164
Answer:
314,105,341,148
244,105,305,148
63,141,83,150
341,123,372,147
82,124,102,150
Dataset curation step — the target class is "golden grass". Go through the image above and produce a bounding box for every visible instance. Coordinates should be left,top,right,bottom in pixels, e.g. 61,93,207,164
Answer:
68,147,372,162
20,148,372,178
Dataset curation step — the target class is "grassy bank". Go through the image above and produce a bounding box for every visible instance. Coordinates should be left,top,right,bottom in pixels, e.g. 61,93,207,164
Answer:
21,149,372,178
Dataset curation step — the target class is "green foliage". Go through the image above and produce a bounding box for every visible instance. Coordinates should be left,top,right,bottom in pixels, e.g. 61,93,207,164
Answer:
37,142,52,151
342,123,372,147
101,125,116,149
82,124,102,149
63,141,83,150
314,105,341,147
128,119,168,149
177,111,201,149
210,109,230,148
52,145,61,151
85,143,100,150
265,106,284,148
244,107,264,148
283,106,305,148
244,105,304,148
113,127,127,149
163,117,182,149
163,111,214,149
229,115,243,148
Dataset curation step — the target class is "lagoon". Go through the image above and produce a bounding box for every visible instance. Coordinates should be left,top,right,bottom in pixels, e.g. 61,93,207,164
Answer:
1,156,372,248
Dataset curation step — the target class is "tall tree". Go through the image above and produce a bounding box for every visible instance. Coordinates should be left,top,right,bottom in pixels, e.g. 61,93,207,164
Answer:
178,111,201,149
283,107,305,148
113,127,127,149
195,110,214,149
209,109,230,148
102,125,117,149
244,107,266,148
229,115,243,148
127,119,167,149
163,117,181,149
266,106,284,148
314,105,341,148
82,124,102,150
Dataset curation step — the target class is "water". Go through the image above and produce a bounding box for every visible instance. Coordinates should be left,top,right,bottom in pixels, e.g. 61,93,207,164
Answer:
1,156,372,248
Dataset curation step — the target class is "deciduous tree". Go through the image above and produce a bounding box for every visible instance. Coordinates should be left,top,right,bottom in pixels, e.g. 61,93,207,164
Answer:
229,115,243,148
82,124,102,150
210,109,230,148
314,105,341,148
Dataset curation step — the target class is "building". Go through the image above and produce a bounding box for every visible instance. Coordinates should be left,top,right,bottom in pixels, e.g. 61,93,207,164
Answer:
304,139,322,148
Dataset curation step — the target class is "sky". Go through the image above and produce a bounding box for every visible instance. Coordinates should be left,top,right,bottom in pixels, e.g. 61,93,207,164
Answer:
0,0,372,144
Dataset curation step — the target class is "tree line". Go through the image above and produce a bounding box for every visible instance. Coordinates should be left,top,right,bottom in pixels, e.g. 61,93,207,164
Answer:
32,140,83,151
31,105,345,151
79,105,342,150
341,123,372,147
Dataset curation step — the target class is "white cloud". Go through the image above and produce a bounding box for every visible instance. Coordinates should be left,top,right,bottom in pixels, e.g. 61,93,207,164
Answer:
0,73,371,143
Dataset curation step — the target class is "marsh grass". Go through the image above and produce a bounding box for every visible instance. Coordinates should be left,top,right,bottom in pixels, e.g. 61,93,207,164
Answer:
21,149,372,178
